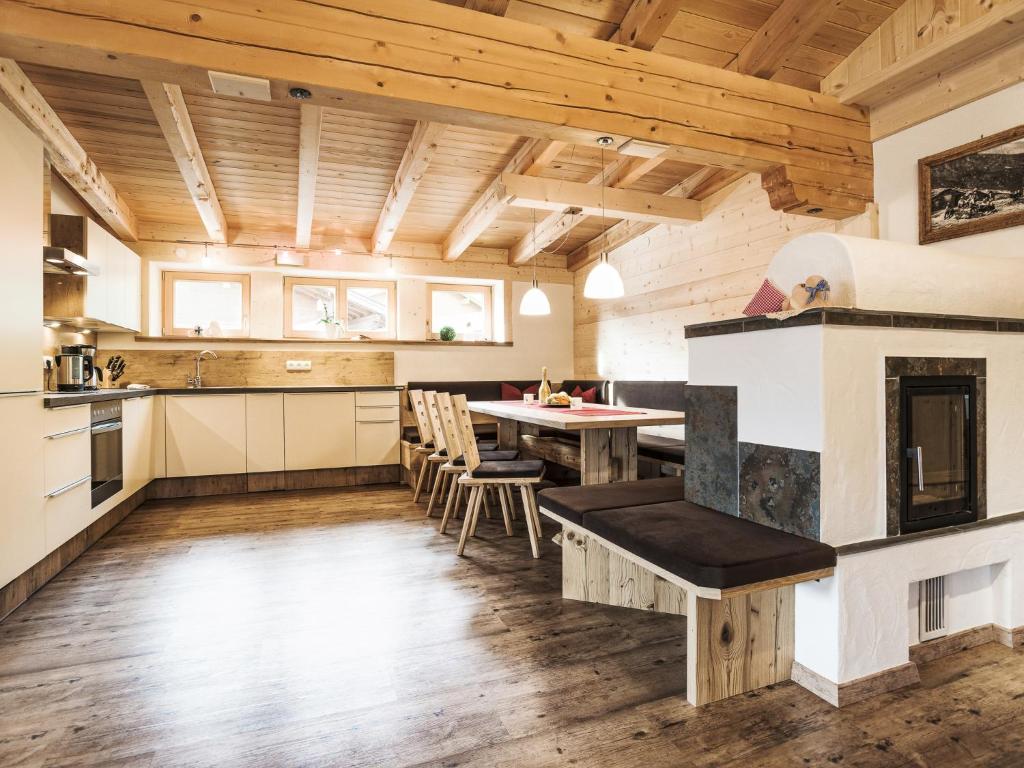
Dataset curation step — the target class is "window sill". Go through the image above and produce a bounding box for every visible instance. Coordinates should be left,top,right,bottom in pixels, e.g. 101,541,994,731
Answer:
132,336,513,347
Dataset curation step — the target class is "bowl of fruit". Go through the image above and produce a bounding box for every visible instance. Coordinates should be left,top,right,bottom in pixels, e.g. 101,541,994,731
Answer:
542,391,572,408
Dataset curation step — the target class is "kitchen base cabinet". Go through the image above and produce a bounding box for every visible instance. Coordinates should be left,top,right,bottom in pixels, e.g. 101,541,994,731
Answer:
356,421,401,466
43,477,93,553
123,396,155,495
284,393,356,471
165,395,247,477
246,393,285,473
0,396,44,587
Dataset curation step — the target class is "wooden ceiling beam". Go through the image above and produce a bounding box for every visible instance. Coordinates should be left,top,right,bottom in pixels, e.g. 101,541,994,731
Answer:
295,103,322,250
609,0,685,51
822,0,1024,107
372,120,447,254
463,0,511,14
503,173,702,225
0,58,137,240
141,81,227,243
731,0,842,79
442,138,565,261
0,0,871,217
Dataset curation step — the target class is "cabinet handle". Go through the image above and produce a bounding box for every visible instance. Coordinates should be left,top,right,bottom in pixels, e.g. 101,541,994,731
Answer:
358,420,399,424
45,426,89,440
46,476,90,498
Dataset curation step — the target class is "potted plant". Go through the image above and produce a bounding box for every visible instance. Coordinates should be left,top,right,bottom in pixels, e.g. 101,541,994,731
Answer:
317,302,344,339
439,325,457,342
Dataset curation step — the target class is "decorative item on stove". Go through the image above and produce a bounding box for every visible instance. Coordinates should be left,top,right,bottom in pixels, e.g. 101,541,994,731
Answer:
790,274,831,311
538,366,552,402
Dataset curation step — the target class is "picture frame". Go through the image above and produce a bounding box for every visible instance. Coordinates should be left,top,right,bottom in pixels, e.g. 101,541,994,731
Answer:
918,124,1024,245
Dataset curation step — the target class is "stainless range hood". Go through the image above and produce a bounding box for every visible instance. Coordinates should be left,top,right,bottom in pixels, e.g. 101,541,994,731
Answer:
43,246,100,276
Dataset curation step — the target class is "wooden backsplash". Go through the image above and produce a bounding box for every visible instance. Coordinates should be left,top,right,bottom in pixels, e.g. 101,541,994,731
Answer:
96,350,394,387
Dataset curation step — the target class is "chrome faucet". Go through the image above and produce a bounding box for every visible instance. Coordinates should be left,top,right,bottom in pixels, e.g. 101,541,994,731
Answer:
187,350,218,388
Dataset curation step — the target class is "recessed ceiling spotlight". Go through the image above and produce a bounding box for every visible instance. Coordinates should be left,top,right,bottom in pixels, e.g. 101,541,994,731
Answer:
289,87,312,100
596,136,615,147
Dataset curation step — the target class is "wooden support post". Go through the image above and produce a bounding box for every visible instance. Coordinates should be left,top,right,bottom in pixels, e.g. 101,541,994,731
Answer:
609,427,638,482
580,429,611,486
496,417,519,451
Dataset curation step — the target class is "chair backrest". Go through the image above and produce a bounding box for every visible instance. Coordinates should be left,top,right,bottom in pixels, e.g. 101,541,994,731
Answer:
407,389,434,445
448,394,482,473
426,392,447,454
434,392,466,464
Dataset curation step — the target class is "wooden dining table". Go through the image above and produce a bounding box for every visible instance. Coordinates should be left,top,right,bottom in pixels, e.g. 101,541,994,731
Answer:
468,400,685,485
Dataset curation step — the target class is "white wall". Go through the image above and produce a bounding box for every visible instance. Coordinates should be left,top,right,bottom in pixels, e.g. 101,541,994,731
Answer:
874,82,1024,255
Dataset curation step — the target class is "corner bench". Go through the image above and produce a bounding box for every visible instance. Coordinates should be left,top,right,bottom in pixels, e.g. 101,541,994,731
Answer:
537,480,836,706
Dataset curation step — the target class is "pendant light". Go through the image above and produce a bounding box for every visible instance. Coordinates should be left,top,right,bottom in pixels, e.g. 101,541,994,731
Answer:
519,208,552,316
583,138,625,300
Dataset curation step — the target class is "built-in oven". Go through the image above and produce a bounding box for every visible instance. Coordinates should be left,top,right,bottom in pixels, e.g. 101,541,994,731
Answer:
91,400,123,507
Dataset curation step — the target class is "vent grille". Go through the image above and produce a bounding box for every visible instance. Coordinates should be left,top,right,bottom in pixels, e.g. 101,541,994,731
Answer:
918,575,949,641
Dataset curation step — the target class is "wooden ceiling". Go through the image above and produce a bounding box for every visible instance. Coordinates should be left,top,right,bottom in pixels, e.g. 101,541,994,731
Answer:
15,0,898,260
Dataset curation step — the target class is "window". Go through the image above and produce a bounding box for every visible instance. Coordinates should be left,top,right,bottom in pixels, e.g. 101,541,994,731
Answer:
427,283,493,341
284,277,396,339
162,271,250,337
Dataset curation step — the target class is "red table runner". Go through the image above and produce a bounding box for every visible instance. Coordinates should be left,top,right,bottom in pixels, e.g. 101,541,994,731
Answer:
489,401,645,416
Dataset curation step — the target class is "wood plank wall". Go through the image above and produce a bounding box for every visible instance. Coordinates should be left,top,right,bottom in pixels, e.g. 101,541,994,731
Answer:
573,175,877,380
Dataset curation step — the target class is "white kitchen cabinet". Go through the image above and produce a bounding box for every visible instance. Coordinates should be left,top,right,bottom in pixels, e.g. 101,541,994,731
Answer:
123,247,142,332
43,421,91,497
246,393,285,473
43,476,93,554
0,395,45,586
123,396,155,495
356,421,400,466
284,393,356,471
151,396,166,479
0,103,43,394
165,394,247,477
355,391,400,408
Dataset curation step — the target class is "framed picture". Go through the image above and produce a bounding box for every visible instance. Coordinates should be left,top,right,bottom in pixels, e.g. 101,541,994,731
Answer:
919,124,1024,244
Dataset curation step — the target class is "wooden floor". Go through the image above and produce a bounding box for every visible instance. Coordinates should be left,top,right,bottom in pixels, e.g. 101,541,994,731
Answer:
1,486,1022,767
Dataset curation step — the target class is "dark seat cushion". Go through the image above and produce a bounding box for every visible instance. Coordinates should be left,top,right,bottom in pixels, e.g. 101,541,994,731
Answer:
637,434,685,464
454,450,518,464
612,380,686,412
476,440,499,452
471,459,545,478
537,477,684,525
584,501,836,589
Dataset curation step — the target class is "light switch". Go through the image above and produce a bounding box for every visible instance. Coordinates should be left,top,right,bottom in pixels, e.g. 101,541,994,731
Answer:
286,360,312,372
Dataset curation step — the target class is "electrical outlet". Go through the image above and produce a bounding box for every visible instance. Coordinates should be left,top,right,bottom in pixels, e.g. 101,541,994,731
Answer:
286,360,312,372
42,355,54,369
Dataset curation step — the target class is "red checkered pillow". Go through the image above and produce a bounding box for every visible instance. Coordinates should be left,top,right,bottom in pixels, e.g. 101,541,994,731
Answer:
571,385,597,403
743,279,787,316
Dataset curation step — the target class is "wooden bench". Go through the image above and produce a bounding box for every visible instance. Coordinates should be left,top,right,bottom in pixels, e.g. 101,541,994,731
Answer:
538,480,836,706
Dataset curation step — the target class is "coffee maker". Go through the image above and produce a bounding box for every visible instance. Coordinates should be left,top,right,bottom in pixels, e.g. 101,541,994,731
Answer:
54,344,103,392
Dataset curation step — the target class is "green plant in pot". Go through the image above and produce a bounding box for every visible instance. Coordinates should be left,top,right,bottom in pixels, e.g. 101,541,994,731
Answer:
439,325,457,342
317,301,344,339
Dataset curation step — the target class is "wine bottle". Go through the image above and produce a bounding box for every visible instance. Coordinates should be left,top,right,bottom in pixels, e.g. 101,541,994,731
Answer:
538,366,551,403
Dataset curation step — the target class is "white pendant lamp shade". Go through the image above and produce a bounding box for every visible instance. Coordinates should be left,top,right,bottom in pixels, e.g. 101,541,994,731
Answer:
519,279,551,315
583,254,624,299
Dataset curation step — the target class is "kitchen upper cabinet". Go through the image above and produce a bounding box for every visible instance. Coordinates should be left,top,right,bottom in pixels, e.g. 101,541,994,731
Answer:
284,393,356,471
0,104,43,394
0,395,45,586
48,214,142,333
165,394,247,477
246,393,285,473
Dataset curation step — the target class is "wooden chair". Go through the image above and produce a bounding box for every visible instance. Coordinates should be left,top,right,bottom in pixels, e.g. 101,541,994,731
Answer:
407,389,438,503
428,392,517,532
439,393,547,559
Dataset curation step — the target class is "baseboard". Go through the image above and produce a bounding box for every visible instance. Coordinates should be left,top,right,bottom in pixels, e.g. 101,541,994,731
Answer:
792,661,920,708
149,465,401,499
910,624,1004,665
0,487,148,623
994,624,1024,649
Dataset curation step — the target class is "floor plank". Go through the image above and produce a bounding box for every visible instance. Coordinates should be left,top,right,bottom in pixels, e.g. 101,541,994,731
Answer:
0,485,1021,767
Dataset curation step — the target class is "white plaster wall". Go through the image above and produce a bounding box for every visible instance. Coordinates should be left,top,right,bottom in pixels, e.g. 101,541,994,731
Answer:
874,82,1024,255
796,523,1024,685
820,326,1024,546
687,325,823,452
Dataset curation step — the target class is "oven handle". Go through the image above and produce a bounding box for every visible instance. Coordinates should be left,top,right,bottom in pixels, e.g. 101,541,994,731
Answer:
46,426,89,440
91,420,123,435
46,476,90,498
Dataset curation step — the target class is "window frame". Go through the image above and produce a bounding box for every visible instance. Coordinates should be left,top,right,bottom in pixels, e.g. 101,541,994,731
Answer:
426,282,494,341
162,270,251,338
283,276,397,340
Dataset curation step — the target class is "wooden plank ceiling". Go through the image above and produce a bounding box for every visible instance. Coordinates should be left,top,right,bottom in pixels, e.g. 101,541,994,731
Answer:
16,0,897,259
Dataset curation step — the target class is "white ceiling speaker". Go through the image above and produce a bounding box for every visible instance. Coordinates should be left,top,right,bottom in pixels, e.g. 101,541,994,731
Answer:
208,71,272,101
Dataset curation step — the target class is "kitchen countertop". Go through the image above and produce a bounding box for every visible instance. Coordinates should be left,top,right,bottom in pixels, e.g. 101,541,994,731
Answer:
43,384,404,408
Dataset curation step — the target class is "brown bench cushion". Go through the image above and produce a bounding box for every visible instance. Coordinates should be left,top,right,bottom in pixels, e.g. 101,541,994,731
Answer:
537,477,684,525
637,434,685,464
584,501,836,590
